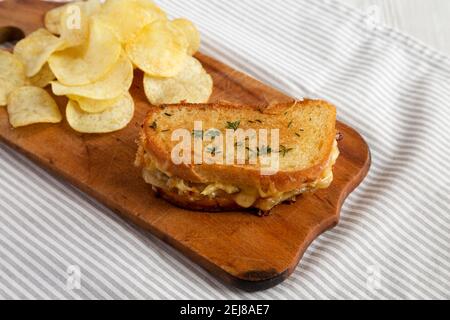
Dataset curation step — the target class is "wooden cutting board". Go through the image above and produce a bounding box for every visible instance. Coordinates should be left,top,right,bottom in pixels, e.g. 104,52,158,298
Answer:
0,0,370,291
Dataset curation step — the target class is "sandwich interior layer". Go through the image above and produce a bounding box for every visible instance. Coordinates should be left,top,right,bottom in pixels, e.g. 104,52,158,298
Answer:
137,140,339,211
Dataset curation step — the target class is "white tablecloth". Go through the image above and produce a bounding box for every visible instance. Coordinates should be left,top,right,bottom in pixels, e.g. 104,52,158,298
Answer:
1,0,449,299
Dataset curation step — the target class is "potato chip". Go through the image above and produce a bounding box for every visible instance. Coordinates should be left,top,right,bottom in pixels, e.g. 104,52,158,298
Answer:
59,0,103,47
7,86,62,128
58,3,90,47
44,0,102,36
172,18,200,56
68,95,122,113
66,92,134,133
13,28,65,77
28,63,55,88
125,20,188,77
48,18,121,86
143,57,212,105
97,0,166,44
51,53,133,100
45,1,81,35
83,0,104,16
0,51,26,106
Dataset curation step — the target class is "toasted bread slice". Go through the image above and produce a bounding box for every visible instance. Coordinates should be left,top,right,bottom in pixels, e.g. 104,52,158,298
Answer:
136,100,339,212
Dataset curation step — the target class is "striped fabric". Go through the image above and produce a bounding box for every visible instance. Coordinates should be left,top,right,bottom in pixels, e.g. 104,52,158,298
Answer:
1,0,449,299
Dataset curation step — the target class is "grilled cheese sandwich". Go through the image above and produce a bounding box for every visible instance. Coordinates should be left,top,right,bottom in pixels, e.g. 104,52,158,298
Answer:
136,100,339,214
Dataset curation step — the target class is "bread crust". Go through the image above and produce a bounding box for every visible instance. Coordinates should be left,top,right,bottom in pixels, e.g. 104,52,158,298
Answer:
139,100,337,194
154,187,244,212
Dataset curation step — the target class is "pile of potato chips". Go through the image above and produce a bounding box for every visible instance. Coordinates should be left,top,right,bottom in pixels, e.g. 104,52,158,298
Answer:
0,0,213,133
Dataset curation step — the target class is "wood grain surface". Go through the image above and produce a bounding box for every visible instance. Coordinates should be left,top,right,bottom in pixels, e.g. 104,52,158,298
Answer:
0,0,370,290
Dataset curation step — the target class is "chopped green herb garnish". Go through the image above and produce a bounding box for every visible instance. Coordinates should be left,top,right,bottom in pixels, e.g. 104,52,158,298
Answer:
295,132,301,137
192,129,204,139
149,121,157,130
205,129,221,140
206,147,221,156
255,119,263,124
245,147,257,160
161,129,169,133
257,146,272,156
287,120,293,128
164,112,172,117
226,120,241,131
277,145,294,157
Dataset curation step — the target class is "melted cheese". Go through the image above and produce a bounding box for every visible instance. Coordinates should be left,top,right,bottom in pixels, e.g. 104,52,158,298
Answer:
141,141,339,211
201,183,239,197
314,141,340,189
234,141,339,210
234,188,259,208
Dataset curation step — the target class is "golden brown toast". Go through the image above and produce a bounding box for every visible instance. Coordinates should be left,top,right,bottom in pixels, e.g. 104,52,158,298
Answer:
136,100,339,212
